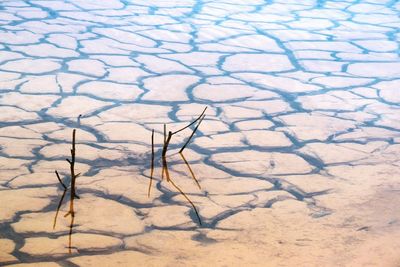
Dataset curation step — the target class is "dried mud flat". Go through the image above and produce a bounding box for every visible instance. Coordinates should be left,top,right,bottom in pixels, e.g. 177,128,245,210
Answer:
1,0,400,266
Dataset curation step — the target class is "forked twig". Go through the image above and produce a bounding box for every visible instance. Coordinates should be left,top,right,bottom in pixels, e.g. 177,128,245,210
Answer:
69,129,78,203
161,107,207,161
53,129,80,253
147,108,207,226
179,114,205,153
65,129,78,253
172,107,207,135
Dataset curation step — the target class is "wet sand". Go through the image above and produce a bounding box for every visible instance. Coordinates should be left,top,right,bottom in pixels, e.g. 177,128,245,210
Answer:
1,0,400,266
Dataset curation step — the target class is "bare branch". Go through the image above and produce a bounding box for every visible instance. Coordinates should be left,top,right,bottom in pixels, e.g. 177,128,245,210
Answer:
179,114,205,153
172,107,207,135
55,170,67,189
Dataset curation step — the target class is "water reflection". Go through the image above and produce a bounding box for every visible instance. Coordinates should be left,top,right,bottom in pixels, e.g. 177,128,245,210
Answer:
51,108,207,253
65,198,76,254
2,0,398,263
180,152,201,190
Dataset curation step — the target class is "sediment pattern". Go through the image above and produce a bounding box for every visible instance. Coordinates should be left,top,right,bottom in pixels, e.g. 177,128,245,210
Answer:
1,0,400,266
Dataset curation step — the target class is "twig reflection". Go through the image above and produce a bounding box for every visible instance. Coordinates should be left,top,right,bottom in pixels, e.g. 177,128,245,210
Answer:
168,175,202,225
64,196,76,254
180,152,201,190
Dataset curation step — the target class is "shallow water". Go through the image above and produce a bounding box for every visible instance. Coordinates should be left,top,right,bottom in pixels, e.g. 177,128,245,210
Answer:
1,0,400,266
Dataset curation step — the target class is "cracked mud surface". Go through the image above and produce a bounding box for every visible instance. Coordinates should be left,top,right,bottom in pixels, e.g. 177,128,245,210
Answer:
1,0,400,266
